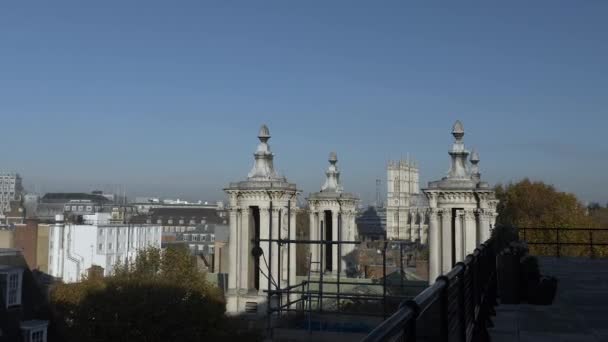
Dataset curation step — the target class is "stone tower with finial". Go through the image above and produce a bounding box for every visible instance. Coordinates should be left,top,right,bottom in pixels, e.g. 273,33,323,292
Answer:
423,120,498,283
224,125,299,314
307,152,358,276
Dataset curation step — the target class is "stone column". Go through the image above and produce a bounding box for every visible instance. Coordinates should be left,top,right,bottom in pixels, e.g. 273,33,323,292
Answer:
464,209,477,257
441,209,453,273
454,210,463,263
258,206,270,295
477,209,490,244
289,206,297,287
270,208,280,289
428,208,441,283
309,210,318,269
332,210,340,273
228,208,239,291
240,208,250,290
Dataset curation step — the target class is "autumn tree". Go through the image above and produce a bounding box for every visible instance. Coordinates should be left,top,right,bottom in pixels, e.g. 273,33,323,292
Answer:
51,245,259,342
494,179,605,257
495,178,596,228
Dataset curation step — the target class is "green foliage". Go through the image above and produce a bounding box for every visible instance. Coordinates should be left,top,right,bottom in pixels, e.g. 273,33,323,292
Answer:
50,245,253,342
494,179,608,257
495,178,596,228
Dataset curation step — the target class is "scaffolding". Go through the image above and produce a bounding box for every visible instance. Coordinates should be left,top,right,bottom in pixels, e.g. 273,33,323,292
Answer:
253,199,426,338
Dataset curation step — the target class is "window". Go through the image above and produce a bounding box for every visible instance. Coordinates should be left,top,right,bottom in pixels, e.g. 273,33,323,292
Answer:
71,206,77,211
168,219,173,224
210,246,215,254
8,273,19,305
394,177,400,192
179,219,184,224
1,270,23,307
190,219,196,224
31,329,44,342
64,206,70,211
78,205,84,211
86,206,92,212
202,235,207,242
211,235,215,242
108,243,112,250
157,219,162,224
98,243,103,251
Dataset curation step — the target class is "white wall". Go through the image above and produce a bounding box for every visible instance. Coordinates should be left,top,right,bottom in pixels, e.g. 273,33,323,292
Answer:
48,221,161,283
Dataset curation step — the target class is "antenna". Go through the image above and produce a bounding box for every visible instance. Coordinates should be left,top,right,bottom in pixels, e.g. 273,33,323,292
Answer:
375,179,382,208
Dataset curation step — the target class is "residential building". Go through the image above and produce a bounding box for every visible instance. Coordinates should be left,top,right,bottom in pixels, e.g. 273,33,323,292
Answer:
48,213,161,283
0,172,23,216
0,248,54,342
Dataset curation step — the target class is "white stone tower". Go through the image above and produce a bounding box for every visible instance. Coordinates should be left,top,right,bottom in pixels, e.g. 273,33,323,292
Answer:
386,160,429,242
224,125,299,314
307,152,358,275
423,121,498,283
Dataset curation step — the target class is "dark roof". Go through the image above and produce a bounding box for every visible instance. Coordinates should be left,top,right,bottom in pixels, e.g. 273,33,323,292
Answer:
356,207,386,236
41,193,110,203
149,208,224,224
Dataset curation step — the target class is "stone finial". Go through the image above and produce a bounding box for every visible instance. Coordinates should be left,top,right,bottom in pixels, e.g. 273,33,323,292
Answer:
248,124,281,180
321,152,343,193
329,151,338,164
452,120,464,140
258,124,270,141
470,148,479,164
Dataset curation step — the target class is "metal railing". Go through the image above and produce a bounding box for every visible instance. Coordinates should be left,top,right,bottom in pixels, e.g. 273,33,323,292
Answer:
519,228,608,258
361,239,497,342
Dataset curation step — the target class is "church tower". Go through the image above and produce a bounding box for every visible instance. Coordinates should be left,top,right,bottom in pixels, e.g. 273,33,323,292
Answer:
224,125,299,314
423,121,498,283
307,152,358,275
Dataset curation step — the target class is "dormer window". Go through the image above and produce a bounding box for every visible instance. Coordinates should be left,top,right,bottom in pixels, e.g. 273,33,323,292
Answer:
21,320,49,342
0,267,23,308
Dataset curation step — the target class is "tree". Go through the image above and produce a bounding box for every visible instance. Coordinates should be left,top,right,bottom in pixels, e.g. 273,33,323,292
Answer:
495,179,596,228
51,245,258,342
494,179,604,257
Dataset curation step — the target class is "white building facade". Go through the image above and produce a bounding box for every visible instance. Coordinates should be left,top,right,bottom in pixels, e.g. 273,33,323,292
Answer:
0,172,23,215
386,160,430,242
307,152,358,276
224,125,298,315
48,213,161,283
423,121,498,283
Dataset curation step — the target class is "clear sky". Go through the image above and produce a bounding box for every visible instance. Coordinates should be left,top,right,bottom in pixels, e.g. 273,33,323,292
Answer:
1,1,607,205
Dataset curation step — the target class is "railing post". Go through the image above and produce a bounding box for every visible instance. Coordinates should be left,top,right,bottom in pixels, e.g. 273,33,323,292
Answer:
456,263,467,342
589,230,594,259
437,276,450,342
402,300,420,342
556,228,560,258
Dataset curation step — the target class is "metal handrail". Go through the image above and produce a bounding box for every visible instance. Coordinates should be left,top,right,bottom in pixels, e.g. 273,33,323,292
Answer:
361,238,497,342
519,227,608,258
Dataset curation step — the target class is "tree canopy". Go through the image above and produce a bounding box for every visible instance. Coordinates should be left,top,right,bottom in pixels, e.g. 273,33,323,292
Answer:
495,178,596,228
51,245,257,342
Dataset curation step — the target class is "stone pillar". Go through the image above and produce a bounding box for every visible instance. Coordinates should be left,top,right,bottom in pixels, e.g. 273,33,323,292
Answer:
441,209,453,273
289,206,297,286
258,207,270,295
309,210,318,269
454,210,463,263
228,209,238,291
332,210,340,273
464,209,477,257
428,209,441,283
477,209,490,244
240,208,250,290
270,208,280,289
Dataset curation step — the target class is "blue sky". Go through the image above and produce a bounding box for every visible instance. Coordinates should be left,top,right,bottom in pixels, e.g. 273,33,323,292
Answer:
1,1,607,204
